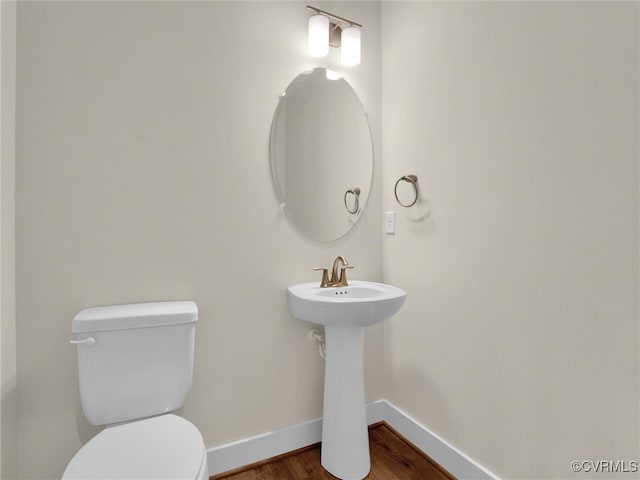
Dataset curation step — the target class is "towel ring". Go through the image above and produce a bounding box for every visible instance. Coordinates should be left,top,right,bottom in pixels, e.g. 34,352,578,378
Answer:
394,175,419,207
344,187,361,214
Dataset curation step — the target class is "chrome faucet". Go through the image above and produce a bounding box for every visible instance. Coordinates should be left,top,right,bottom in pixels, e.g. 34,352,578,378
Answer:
313,256,354,288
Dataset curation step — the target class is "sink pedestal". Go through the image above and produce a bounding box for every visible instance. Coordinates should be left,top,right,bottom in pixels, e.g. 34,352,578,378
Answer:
321,325,370,480
287,280,407,479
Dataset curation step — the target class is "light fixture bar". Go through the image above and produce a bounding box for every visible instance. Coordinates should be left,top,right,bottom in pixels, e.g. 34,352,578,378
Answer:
306,5,363,28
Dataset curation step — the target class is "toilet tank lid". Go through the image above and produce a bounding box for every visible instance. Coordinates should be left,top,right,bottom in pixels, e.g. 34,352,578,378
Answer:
72,301,198,333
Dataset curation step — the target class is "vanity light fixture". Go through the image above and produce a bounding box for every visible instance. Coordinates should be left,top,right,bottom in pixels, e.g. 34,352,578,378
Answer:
306,5,362,66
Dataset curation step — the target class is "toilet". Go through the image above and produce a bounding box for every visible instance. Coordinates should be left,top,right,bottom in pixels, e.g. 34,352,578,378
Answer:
63,301,209,479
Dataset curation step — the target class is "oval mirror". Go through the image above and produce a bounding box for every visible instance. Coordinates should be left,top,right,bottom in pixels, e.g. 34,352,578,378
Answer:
270,68,373,242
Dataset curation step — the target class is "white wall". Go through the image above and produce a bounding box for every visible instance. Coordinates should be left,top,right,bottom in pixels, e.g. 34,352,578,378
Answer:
15,2,381,478
12,1,640,479
382,2,639,478
1,0,18,478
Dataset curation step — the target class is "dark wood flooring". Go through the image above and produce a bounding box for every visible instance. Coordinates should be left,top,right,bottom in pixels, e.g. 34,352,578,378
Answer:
211,423,455,480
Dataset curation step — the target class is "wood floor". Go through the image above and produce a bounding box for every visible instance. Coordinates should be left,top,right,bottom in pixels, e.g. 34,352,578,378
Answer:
211,423,455,480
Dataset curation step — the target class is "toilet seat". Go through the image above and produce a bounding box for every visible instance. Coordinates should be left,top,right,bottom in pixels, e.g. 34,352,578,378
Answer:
63,414,208,479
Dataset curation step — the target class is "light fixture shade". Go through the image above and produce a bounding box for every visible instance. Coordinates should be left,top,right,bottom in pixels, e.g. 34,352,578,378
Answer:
341,26,361,66
308,14,329,57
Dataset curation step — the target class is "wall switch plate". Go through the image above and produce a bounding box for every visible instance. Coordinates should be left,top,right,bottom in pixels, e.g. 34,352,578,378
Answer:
385,211,396,234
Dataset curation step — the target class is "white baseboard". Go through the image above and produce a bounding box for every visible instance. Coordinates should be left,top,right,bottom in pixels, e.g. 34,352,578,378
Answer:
206,416,323,476
380,401,497,480
207,399,497,479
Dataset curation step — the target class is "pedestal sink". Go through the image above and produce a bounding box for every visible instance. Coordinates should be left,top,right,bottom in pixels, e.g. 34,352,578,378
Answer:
287,281,407,480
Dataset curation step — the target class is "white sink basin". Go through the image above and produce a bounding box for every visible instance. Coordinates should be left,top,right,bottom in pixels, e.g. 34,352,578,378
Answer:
287,281,407,326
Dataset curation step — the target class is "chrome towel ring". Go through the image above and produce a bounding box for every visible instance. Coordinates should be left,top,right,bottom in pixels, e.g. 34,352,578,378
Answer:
344,187,361,214
394,175,419,207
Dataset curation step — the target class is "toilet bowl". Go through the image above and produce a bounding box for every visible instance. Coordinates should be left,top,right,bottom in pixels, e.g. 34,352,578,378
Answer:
63,415,208,480
65,301,208,479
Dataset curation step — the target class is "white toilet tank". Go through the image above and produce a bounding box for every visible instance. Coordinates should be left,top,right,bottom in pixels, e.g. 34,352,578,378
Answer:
71,301,198,426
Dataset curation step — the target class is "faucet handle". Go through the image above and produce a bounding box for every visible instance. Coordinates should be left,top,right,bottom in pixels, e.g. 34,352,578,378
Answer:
312,267,331,288
336,265,355,287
